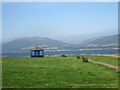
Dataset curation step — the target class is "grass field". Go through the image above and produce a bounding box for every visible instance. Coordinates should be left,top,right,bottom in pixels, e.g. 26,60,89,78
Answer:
2,55,119,88
82,55,119,66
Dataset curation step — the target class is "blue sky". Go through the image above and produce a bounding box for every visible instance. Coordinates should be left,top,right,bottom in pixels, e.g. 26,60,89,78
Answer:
2,2,118,42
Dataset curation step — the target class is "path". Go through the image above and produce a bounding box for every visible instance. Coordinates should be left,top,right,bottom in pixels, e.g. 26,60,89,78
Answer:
89,59,119,71
98,54,120,58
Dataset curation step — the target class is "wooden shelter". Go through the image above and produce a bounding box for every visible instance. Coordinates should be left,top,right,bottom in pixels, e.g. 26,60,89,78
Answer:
30,47,44,57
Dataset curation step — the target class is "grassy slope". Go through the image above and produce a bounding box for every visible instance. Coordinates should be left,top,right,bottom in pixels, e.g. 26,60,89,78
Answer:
82,55,119,66
2,56,118,88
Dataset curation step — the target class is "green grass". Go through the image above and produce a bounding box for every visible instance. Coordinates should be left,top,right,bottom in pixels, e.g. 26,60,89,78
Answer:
82,55,119,66
0,57,2,89
2,56,118,88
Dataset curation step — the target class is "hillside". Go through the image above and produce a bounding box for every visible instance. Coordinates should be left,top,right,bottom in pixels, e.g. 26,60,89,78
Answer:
2,34,119,52
2,37,71,53
79,34,119,48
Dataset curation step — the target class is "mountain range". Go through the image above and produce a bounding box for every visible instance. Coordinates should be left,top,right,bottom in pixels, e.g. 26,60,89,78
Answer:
2,34,119,53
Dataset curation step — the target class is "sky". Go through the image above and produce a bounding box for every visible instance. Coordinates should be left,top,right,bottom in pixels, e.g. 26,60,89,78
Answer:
2,2,118,43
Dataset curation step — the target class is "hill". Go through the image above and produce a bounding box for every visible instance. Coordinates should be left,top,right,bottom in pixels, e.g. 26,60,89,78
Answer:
79,34,119,48
2,37,71,53
2,34,119,52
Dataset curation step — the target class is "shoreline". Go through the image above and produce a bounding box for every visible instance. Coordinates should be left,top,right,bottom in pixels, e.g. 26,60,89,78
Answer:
1,54,119,58
2,49,119,57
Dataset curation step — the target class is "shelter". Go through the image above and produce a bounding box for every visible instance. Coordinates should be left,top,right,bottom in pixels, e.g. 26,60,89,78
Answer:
30,47,44,57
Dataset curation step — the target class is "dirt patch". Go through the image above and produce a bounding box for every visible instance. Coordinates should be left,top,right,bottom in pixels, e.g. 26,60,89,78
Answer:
89,59,119,71
98,54,120,58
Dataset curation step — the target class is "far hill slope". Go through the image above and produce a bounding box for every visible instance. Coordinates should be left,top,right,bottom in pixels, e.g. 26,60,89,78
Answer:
2,37,71,52
80,34,119,48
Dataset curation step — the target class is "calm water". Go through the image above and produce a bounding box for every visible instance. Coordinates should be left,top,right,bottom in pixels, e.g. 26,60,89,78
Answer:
2,49,119,57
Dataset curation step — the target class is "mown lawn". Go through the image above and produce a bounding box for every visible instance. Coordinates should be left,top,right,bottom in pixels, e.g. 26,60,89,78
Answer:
2,56,118,88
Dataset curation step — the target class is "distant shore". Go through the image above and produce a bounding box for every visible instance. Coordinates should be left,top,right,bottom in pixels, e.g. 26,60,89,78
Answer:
2,49,119,57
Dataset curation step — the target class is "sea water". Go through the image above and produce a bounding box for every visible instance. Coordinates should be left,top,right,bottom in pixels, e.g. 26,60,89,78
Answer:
2,49,119,57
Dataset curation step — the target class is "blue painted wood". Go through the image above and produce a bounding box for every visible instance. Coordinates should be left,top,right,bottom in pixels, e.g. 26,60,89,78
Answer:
31,50,44,58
